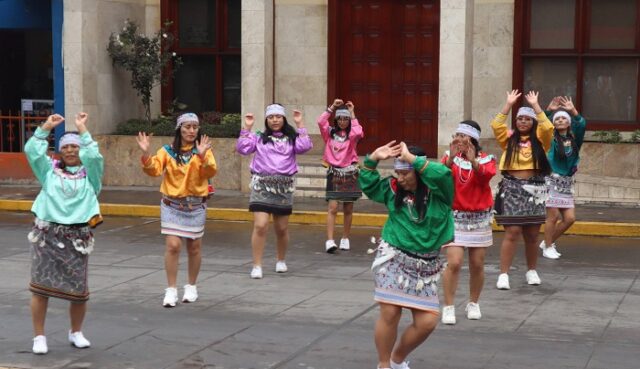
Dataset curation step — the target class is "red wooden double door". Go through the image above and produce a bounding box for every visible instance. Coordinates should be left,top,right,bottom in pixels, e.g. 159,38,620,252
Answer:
329,0,440,157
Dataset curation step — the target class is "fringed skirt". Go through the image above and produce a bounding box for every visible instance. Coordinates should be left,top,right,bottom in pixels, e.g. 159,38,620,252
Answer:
372,241,444,313
546,174,575,209
160,196,207,239
325,164,362,202
249,174,295,215
28,218,94,303
494,174,548,226
443,209,494,248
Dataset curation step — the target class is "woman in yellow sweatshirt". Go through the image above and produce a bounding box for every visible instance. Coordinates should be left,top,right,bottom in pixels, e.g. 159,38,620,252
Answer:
136,113,217,307
491,90,553,290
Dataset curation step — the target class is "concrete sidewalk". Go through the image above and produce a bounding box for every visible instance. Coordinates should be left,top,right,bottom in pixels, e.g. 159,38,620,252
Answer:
0,184,639,237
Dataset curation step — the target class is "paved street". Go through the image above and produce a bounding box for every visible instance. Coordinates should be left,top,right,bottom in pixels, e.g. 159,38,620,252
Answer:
1,211,639,369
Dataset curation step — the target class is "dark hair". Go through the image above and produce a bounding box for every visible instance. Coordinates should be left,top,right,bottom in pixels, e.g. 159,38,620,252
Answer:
551,110,577,160
459,120,482,156
504,118,550,174
261,111,298,145
57,131,81,169
394,146,429,221
172,125,202,165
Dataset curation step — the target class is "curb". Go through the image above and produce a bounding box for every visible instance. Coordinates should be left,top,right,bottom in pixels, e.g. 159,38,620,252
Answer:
1,199,639,238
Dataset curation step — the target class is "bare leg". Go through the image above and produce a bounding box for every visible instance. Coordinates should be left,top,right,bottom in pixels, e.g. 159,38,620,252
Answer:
468,247,486,302
391,309,439,364
326,200,338,241
552,208,576,243
185,238,202,285
342,202,354,239
69,302,87,332
442,246,464,305
31,294,48,336
164,235,182,287
375,303,402,368
251,212,270,266
499,226,522,273
273,214,290,261
544,207,560,248
522,225,542,270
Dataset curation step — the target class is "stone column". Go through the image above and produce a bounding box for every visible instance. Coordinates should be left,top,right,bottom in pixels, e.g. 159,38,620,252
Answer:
241,0,275,192
438,0,475,153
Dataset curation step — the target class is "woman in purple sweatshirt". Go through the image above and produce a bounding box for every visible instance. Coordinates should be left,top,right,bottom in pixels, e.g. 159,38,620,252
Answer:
236,104,313,279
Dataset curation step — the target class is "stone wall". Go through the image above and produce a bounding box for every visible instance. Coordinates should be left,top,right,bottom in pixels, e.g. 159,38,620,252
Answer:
95,135,241,190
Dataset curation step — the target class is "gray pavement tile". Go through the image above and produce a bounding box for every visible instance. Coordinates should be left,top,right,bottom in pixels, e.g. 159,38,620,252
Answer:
586,343,640,369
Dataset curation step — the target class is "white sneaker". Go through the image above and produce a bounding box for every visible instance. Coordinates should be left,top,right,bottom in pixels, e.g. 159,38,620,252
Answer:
68,331,91,348
32,335,48,354
466,302,482,320
163,287,178,307
325,240,338,253
182,284,198,303
339,238,350,251
542,245,561,259
540,240,562,256
275,260,288,273
496,273,510,290
441,305,456,325
526,270,541,285
250,265,263,279
390,360,411,369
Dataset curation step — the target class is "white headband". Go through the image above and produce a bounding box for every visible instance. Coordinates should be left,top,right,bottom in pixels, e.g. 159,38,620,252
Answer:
335,109,350,119
58,133,81,150
516,107,537,120
553,111,571,124
455,123,480,140
394,159,413,171
176,113,199,129
265,104,285,117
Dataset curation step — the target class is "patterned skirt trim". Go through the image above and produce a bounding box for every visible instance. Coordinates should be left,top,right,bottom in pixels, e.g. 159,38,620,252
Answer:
546,174,575,209
160,196,207,239
443,209,493,248
249,173,295,215
371,241,443,313
494,174,548,226
28,218,92,302
325,164,362,202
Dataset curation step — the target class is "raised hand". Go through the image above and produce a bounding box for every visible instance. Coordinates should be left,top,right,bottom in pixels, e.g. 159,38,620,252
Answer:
524,90,539,106
345,101,355,114
506,89,522,106
449,135,462,156
244,113,255,130
546,96,561,111
196,134,212,156
75,112,88,134
332,99,344,108
293,110,304,128
465,138,477,159
560,96,578,116
370,140,402,161
136,132,151,155
398,141,416,164
42,114,65,131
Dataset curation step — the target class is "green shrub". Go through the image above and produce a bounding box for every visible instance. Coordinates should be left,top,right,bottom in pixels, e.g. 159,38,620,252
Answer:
114,113,241,138
631,129,640,143
592,130,622,144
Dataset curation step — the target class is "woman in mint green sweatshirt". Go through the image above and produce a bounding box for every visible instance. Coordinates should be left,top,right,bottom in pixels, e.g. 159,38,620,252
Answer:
540,96,587,259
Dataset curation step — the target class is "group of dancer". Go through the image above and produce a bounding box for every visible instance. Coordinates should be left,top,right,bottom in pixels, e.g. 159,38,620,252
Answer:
24,91,586,368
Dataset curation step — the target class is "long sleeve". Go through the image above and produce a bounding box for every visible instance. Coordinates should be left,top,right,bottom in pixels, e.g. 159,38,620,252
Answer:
475,154,497,185
24,127,53,185
414,156,453,206
491,113,510,150
571,114,587,149
349,118,364,142
317,111,332,143
78,131,104,195
358,156,393,205
236,129,258,155
535,111,554,151
197,150,217,179
294,128,313,154
142,147,168,177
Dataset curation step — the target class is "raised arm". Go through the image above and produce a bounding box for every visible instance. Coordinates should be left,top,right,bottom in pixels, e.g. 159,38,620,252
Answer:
491,90,521,150
561,96,587,146
196,134,218,179
359,141,402,204
345,101,364,141
24,114,65,185
293,110,313,154
236,113,259,155
75,113,104,194
398,142,453,205
525,91,554,151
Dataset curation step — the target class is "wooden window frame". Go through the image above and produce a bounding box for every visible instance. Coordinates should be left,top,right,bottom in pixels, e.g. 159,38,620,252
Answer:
513,0,640,131
160,0,241,113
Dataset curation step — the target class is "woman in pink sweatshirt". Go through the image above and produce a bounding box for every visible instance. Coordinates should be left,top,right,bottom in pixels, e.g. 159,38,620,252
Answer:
317,99,364,253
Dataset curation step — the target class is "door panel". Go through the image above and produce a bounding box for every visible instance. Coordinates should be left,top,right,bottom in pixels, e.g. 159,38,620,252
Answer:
330,0,439,156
